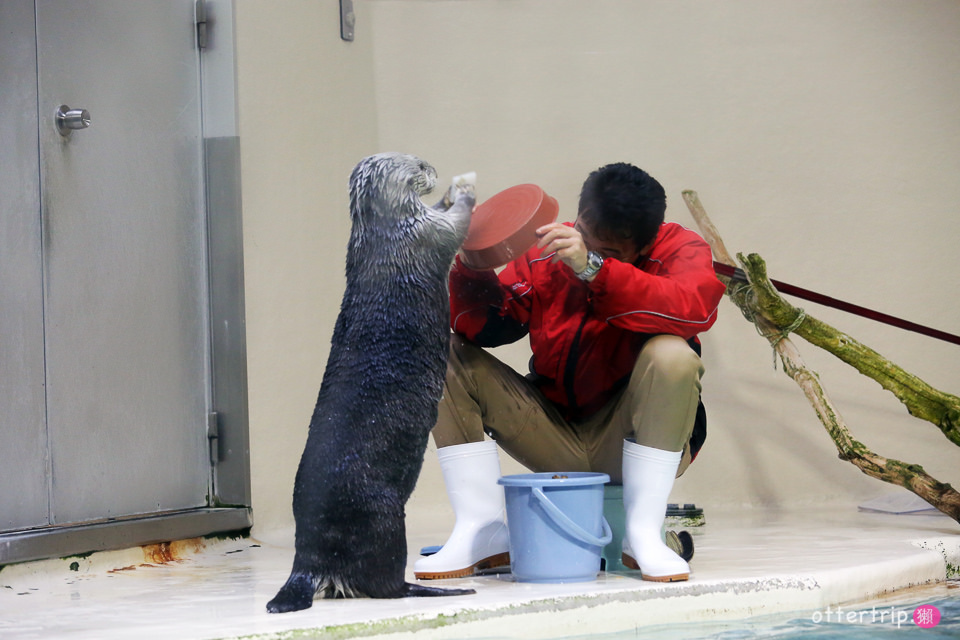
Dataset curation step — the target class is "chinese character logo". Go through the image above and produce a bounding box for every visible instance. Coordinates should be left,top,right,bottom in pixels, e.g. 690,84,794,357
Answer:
913,604,941,629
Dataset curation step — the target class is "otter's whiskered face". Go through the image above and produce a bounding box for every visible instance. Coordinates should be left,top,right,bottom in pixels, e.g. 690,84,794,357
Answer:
350,153,437,222
407,159,438,197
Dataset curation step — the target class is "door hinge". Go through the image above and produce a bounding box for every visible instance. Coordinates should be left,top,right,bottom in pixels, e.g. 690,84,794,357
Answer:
196,0,209,50
207,411,220,464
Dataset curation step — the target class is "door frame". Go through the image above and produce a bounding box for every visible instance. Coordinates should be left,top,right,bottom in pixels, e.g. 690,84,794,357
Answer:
0,0,251,566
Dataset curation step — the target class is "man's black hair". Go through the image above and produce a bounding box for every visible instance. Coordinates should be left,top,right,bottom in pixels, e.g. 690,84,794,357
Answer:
577,162,666,252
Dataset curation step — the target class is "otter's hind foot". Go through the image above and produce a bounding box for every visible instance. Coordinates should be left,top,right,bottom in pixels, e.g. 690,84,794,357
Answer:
267,574,316,613
403,582,476,597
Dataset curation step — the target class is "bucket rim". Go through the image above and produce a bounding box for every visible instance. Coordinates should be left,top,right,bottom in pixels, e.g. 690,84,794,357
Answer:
498,471,610,487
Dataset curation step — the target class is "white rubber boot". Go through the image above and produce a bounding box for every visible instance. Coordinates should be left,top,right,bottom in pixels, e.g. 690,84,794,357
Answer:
414,440,510,579
621,440,690,582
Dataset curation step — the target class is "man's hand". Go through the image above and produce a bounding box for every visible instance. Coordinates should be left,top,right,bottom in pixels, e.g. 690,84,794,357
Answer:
536,222,588,274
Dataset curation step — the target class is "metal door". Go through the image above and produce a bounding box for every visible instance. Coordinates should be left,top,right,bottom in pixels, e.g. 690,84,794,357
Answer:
1,0,250,561
36,0,210,523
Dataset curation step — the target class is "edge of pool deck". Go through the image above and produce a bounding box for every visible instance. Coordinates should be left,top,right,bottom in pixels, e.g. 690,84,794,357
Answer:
1,506,957,640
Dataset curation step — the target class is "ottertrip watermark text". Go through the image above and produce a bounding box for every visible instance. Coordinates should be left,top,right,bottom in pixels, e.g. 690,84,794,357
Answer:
811,604,941,628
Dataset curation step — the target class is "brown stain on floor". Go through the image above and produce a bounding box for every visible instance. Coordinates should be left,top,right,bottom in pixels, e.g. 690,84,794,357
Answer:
141,538,206,566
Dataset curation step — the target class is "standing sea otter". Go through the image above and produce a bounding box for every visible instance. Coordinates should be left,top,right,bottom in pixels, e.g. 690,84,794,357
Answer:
267,153,476,613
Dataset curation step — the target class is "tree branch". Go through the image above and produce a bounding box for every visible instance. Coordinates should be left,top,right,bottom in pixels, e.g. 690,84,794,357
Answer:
682,190,960,522
738,252,960,448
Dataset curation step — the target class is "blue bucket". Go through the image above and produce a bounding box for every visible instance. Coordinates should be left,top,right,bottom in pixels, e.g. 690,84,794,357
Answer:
498,472,612,583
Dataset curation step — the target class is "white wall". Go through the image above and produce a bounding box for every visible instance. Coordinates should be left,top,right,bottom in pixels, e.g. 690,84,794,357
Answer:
236,0,960,540
234,0,379,538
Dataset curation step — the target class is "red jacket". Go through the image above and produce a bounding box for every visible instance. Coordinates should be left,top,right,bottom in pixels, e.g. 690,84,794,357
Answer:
449,221,726,425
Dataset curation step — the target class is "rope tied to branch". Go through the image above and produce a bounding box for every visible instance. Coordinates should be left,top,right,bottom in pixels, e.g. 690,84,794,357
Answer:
765,309,807,368
729,278,806,368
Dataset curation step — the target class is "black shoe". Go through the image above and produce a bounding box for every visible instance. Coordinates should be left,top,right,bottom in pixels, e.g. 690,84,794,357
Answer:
665,530,695,562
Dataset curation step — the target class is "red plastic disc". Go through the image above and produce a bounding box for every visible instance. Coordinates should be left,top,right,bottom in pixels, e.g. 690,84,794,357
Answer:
460,184,559,270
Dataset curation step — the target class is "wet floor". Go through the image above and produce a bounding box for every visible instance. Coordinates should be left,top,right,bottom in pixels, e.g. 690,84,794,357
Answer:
0,505,957,639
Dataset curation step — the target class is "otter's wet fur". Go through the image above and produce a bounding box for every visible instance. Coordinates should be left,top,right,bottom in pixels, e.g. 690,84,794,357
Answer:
266,153,476,613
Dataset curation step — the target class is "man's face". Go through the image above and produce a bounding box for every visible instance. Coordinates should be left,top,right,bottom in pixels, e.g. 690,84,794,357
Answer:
574,215,646,265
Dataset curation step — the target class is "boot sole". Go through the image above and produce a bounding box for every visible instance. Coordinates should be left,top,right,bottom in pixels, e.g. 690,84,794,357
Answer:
621,552,689,582
415,552,510,580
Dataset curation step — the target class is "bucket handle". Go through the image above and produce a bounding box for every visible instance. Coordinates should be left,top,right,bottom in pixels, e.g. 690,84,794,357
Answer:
532,487,613,548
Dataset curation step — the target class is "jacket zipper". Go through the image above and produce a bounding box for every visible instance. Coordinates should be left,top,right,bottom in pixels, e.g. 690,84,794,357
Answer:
563,310,591,415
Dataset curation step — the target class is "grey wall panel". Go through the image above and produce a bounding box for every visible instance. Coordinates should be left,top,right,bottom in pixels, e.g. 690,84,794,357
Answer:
205,136,251,508
0,0,51,531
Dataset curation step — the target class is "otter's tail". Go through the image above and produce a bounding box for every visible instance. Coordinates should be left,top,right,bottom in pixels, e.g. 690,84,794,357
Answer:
403,582,476,597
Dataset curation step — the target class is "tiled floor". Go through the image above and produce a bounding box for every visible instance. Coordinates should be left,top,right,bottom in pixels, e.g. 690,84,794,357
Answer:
1,504,957,639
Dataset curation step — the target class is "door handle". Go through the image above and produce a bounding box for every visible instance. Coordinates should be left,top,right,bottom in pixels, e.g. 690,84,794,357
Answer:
55,105,91,136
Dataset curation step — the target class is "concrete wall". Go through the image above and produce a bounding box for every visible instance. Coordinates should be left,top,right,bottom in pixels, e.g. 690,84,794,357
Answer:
235,0,960,541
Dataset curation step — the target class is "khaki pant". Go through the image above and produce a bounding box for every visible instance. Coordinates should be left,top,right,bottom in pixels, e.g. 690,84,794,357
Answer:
433,333,704,483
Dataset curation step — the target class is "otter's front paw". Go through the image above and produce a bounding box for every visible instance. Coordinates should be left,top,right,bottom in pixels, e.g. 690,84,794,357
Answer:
449,171,476,206
451,171,476,193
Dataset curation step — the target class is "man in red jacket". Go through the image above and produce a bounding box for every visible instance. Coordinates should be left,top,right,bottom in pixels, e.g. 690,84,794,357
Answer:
414,163,726,583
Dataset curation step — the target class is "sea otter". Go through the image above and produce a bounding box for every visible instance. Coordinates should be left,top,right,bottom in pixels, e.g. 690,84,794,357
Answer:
266,153,476,613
